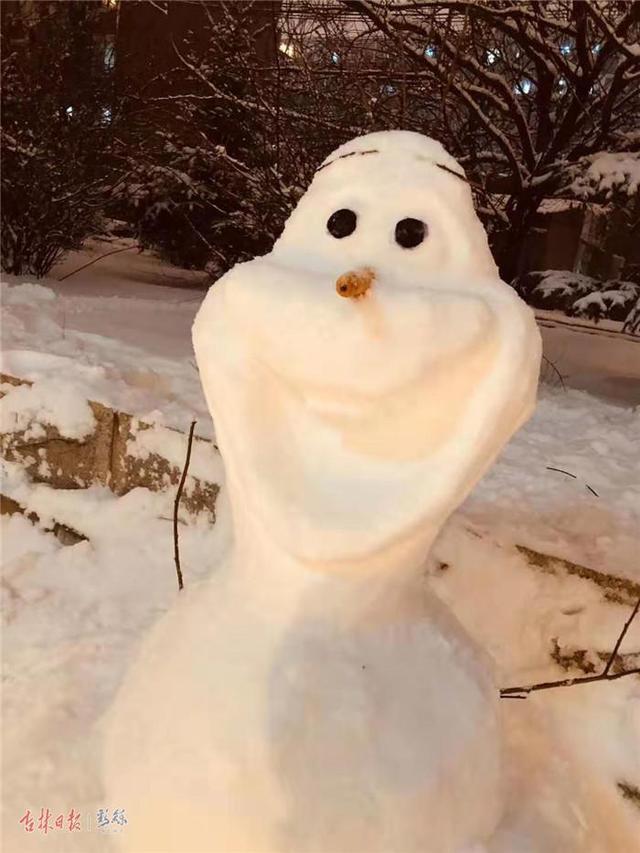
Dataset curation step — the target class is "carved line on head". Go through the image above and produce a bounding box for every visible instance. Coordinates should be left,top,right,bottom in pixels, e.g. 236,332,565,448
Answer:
315,150,468,184
435,163,467,183
316,148,379,173
434,162,488,194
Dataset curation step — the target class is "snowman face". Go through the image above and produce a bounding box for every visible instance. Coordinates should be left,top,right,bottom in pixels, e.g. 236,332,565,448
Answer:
193,134,540,565
273,137,497,283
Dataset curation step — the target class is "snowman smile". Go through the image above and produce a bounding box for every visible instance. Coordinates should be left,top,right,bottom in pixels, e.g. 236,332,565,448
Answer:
252,316,498,467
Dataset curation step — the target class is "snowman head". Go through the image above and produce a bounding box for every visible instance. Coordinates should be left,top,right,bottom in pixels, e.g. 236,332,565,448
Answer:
273,130,498,284
193,131,541,567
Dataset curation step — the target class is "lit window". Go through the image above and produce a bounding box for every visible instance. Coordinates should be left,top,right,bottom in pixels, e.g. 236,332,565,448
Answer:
591,42,602,54
279,39,295,58
104,39,115,71
560,41,573,55
486,48,500,65
424,45,436,58
514,78,533,95
330,51,340,65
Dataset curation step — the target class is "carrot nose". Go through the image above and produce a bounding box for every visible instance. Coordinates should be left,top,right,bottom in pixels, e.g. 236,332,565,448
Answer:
336,267,375,299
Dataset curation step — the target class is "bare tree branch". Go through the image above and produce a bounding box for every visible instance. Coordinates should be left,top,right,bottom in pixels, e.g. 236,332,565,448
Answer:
173,420,197,592
502,594,640,698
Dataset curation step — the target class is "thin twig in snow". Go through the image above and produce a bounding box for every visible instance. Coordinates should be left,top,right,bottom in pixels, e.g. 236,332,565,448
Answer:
546,466,577,479
541,354,566,391
501,594,640,698
173,420,196,591
57,244,141,282
603,595,640,676
546,465,598,496
501,666,640,698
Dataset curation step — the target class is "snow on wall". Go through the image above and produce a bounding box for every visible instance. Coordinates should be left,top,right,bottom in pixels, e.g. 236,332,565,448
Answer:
0,377,96,442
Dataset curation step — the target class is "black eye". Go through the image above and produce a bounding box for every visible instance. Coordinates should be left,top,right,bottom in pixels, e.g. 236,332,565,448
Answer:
395,218,427,249
327,208,357,239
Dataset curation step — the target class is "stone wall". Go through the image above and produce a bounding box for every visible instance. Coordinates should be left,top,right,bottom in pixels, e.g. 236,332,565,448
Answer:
0,373,219,521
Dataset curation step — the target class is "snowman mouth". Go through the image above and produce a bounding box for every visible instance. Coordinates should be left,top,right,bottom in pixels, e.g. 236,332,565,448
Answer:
233,342,498,562
236,279,503,467
253,323,499,468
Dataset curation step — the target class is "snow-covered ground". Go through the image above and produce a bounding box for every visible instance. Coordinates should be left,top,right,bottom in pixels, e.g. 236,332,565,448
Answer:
2,240,211,440
2,244,639,850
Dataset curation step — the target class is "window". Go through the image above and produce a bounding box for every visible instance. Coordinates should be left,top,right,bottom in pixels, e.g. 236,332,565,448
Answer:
514,78,533,96
278,39,295,58
104,37,115,72
424,45,437,59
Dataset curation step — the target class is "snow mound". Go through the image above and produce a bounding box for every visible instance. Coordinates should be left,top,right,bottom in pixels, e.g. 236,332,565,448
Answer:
571,151,640,200
3,281,56,304
1,377,96,440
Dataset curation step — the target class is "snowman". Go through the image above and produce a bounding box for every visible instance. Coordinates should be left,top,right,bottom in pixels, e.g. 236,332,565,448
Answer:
103,131,541,852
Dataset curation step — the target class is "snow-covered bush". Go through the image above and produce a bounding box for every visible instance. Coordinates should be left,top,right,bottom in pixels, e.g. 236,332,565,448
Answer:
115,136,300,274
572,287,638,323
623,298,640,336
1,3,118,277
515,270,598,312
514,270,639,325
111,0,389,274
113,3,305,273
570,152,640,204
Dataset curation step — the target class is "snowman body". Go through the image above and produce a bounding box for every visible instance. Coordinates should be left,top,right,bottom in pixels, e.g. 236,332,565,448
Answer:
104,525,504,853
103,131,541,852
